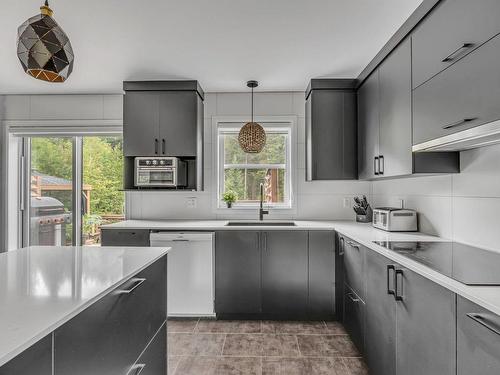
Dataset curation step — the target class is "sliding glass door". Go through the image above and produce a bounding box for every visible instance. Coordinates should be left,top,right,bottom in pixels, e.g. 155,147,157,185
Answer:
23,135,124,247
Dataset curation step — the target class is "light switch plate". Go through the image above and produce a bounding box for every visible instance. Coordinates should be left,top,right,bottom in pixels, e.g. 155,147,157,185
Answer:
186,197,197,209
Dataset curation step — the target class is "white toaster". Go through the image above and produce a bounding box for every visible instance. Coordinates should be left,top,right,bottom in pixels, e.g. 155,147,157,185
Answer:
372,207,418,232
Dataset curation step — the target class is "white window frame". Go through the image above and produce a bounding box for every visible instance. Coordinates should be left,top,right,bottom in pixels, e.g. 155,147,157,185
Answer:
212,116,297,211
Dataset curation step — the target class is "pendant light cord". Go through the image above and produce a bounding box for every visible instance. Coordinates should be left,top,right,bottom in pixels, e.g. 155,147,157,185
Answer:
45,0,49,6
251,86,254,123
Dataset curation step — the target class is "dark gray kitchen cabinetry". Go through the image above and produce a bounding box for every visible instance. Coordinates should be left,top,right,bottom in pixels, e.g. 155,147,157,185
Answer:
457,296,500,375
411,0,500,89
413,33,500,145
54,258,166,375
341,235,365,301
395,267,456,375
261,231,308,318
0,334,52,375
101,228,150,246
308,231,336,319
343,284,365,354
364,251,398,375
123,81,204,157
129,323,167,375
378,39,412,177
305,79,357,180
215,231,262,316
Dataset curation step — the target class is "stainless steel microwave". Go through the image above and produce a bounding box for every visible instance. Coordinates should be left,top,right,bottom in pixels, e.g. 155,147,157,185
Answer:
134,157,187,187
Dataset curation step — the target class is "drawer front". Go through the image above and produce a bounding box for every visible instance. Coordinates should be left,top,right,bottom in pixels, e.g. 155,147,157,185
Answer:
344,284,365,355
0,334,52,375
128,323,166,375
413,33,500,145
342,236,365,300
412,0,500,88
55,257,166,375
457,296,500,375
101,229,150,246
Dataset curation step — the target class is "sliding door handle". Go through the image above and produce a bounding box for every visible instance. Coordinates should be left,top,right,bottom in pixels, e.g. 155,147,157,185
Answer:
466,313,500,336
442,43,474,62
442,117,477,130
387,265,396,295
394,269,404,301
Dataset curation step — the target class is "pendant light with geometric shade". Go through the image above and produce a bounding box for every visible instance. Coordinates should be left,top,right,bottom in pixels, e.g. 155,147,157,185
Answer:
17,0,74,82
238,80,266,153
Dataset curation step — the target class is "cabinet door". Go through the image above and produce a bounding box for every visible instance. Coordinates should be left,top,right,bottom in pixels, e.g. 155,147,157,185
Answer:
262,231,308,317
357,71,379,180
343,284,365,354
215,231,261,315
412,0,500,89
101,229,150,246
343,237,365,301
457,296,500,375
128,323,166,375
0,334,52,375
123,92,160,156
308,231,335,319
413,34,500,145
55,258,166,375
379,39,412,177
365,251,397,375
395,267,456,375
159,91,199,157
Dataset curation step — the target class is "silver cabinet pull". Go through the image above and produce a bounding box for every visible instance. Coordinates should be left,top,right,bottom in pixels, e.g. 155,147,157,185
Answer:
394,269,404,301
162,139,166,154
347,293,360,303
127,364,146,375
116,278,146,295
338,237,345,256
172,239,189,242
154,139,159,154
467,313,500,336
379,155,384,175
442,117,477,130
374,156,379,175
346,240,360,250
442,42,474,62
387,265,396,295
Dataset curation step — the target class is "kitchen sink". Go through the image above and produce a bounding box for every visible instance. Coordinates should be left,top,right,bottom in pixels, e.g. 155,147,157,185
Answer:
225,221,296,226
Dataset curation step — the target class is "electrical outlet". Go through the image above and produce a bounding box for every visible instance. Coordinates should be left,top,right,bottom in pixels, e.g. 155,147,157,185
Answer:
397,198,404,209
186,197,197,209
343,197,351,208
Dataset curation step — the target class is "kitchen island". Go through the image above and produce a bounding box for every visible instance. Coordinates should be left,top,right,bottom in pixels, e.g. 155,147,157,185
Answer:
0,245,169,374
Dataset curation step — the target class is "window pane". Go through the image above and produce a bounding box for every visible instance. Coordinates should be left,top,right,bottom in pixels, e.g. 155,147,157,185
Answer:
30,137,73,246
82,136,124,245
224,132,287,165
224,168,285,203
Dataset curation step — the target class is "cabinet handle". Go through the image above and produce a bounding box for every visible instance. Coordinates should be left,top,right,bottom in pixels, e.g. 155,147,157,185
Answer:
154,139,159,154
339,237,345,256
162,139,166,154
442,117,477,130
347,292,360,303
127,364,146,375
346,240,359,250
387,265,395,295
172,239,189,242
441,42,474,62
116,278,146,294
394,269,404,301
467,313,500,336
379,155,384,175
374,157,379,175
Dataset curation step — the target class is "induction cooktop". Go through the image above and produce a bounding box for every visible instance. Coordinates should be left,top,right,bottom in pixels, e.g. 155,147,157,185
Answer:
373,241,500,286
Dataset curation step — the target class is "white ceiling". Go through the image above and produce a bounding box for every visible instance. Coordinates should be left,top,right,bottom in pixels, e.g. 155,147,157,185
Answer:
1,0,423,94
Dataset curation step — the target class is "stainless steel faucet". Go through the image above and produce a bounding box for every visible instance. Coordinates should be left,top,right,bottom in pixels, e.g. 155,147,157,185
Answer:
259,183,269,221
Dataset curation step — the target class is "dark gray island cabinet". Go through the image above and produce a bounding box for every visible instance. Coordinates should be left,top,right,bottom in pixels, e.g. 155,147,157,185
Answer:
0,257,167,375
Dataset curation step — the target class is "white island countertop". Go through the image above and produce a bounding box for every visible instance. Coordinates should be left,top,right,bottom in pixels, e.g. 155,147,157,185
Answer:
0,246,169,367
103,219,500,316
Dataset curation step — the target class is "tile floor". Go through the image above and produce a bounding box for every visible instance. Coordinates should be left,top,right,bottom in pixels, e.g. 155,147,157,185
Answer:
167,319,368,375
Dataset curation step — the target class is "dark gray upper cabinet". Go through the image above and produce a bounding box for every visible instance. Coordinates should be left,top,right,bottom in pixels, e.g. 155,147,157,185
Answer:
379,39,412,177
308,231,336,319
395,267,456,375
413,33,500,145
357,71,379,180
365,251,397,375
215,231,262,316
123,81,204,157
0,334,52,375
457,296,500,375
412,0,500,89
305,79,357,180
261,231,308,318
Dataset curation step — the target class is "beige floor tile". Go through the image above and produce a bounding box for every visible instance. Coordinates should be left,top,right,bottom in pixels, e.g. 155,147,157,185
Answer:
261,321,327,334
222,334,300,357
168,319,199,333
196,319,262,333
210,357,262,375
168,356,182,374
262,357,349,375
174,356,218,375
324,321,347,335
342,357,369,375
296,335,340,357
168,333,225,356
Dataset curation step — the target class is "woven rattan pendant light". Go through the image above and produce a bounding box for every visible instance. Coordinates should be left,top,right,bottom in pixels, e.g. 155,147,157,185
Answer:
238,81,266,153
17,0,74,82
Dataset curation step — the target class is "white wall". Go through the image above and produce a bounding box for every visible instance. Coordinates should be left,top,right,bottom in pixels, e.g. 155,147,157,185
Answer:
372,143,500,252
126,92,371,220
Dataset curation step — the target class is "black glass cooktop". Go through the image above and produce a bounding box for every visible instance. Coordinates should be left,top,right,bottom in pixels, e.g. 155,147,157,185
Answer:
373,241,500,285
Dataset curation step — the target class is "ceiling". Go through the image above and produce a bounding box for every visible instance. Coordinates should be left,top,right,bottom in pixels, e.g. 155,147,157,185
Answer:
1,0,423,94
